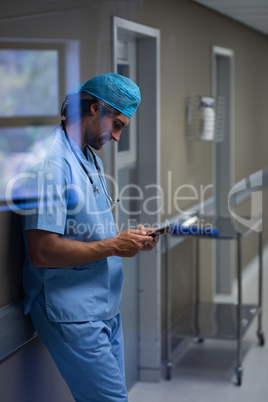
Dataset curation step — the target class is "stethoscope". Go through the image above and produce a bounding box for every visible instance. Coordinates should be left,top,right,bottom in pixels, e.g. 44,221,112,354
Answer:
61,120,120,205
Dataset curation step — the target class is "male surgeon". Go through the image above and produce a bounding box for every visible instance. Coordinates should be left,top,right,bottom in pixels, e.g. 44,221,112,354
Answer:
22,73,159,402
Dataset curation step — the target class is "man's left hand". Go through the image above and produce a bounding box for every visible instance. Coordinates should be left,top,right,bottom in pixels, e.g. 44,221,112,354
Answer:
137,224,159,252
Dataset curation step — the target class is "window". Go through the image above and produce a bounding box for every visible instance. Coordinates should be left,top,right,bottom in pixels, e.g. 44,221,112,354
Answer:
116,40,137,169
0,42,64,204
0,49,59,117
117,64,130,153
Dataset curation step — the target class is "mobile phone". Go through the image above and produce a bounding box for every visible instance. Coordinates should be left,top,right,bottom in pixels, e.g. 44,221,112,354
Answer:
149,224,173,237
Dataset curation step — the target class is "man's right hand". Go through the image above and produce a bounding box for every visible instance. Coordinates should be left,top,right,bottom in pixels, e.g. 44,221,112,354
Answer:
114,229,154,257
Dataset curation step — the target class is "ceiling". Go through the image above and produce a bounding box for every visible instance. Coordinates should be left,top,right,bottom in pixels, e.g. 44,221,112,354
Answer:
193,0,268,36
1,1,268,35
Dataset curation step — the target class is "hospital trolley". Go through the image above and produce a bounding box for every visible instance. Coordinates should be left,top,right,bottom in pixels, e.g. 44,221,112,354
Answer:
164,215,265,386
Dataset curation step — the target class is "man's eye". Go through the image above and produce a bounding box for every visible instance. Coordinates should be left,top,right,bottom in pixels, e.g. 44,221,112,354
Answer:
114,121,122,129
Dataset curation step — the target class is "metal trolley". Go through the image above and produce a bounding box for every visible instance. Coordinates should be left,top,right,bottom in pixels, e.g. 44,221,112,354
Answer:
164,215,265,386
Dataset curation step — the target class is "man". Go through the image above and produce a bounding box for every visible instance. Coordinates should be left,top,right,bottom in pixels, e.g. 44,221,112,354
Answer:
22,73,159,402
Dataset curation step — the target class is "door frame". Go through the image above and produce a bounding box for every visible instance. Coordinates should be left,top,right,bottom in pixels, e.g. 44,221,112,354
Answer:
212,45,235,294
112,16,161,382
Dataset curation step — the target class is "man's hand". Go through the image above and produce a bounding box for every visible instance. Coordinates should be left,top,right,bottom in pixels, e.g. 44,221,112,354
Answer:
114,228,155,257
137,224,160,252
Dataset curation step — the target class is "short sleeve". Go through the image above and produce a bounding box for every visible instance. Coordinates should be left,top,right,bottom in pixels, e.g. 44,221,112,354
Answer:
24,159,69,235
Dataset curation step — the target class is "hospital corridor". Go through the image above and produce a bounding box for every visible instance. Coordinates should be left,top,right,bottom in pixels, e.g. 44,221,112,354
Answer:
0,1,268,401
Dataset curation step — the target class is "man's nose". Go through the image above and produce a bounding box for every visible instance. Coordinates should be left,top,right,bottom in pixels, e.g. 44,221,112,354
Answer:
112,131,121,142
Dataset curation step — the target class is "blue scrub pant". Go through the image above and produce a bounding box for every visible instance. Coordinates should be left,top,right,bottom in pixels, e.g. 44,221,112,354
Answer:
30,290,128,402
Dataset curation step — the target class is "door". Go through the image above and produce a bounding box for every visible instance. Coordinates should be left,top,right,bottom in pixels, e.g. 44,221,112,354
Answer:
212,46,234,295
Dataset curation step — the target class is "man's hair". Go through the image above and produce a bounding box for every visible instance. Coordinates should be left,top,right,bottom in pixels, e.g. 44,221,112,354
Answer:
62,92,121,120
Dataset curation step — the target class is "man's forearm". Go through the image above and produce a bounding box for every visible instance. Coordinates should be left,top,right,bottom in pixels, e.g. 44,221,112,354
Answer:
26,228,154,268
27,231,117,268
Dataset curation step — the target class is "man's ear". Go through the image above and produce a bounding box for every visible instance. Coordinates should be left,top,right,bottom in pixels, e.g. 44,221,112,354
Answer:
90,102,99,115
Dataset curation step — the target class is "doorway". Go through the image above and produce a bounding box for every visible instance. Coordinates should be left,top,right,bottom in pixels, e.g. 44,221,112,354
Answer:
115,36,140,390
113,16,161,384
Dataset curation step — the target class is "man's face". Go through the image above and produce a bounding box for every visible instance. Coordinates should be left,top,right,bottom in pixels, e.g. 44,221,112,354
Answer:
83,106,130,150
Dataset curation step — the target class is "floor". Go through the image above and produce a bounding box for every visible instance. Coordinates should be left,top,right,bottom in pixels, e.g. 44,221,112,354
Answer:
129,246,268,402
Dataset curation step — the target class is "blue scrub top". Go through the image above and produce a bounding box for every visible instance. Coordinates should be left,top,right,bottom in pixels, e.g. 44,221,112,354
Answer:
22,125,123,322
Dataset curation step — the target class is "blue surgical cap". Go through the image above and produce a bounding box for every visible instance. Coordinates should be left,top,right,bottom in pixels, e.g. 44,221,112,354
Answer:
61,73,141,119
